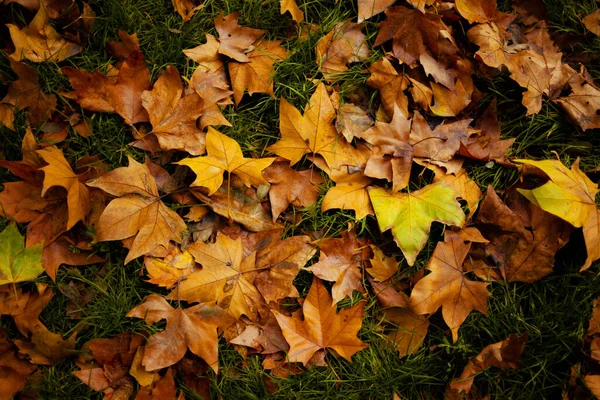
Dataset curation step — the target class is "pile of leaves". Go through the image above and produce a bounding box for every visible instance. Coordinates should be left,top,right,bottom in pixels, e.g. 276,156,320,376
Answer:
0,0,599,398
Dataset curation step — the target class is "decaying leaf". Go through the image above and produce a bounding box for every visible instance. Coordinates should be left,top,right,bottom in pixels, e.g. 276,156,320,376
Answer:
273,277,369,366
449,332,528,394
316,21,370,79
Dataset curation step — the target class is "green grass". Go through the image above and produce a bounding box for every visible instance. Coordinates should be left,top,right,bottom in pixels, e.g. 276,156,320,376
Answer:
1,0,600,399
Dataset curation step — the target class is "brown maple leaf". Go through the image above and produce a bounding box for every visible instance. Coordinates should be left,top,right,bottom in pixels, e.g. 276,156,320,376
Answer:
410,111,471,164
263,160,324,222
335,102,373,142
307,230,369,304
273,277,369,366
472,186,572,283
449,332,528,395
408,232,490,342
127,295,232,372
0,330,36,400
554,67,600,130
172,0,204,23
0,59,57,130
87,156,186,264
62,51,151,125
141,66,206,155
280,0,304,23
357,0,395,22
316,21,370,80
366,57,410,118
215,12,265,62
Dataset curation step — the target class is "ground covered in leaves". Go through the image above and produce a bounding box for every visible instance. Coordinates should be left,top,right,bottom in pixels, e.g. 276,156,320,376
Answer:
1,0,600,399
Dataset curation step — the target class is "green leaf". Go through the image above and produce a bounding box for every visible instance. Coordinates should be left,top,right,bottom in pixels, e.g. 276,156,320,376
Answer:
368,184,465,266
0,223,44,285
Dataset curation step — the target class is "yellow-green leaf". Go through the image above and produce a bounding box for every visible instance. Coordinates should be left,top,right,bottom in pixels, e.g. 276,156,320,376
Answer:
0,223,44,285
516,158,600,270
368,184,465,266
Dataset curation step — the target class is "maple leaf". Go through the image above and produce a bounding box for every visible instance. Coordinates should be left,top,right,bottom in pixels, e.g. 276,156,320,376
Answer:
458,99,515,161
215,12,265,62
380,305,430,358
316,21,370,80
229,39,288,105
360,104,413,192
172,0,204,23
373,6,445,65
268,82,360,170
37,147,90,230
15,325,77,365
455,0,501,24
473,186,572,282
428,166,482,216
177,127,275,195
106,29,140,61
516,159,600,271
87,156,186,264
366,57,410,118
449,332,528,394
335,102,373,142
62,51,151,125
191,182,282,232
141,66,206,155
554,68,600,130
312,156,374,220
7,3,81,62
369,184,466,266
429,76,473,117
280,0,304,23
0,223,44,285
42,236,103,281
367,245,398,282
583,9,600,36
408,232,490,342
273,277,369,366
410,111,471,163
166,233,264,319
357,0,395,22
127,294,232,372
0,332,36,400
0,59,57,130
306,231,368,304
263,160,324,222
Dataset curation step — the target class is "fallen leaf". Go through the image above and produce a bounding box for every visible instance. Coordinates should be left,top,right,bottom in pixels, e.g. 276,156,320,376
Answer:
366,58,410,118
0,59,57,130
367,245,398,282
281,0,304,23
449,332,528,394
381,306,430,357
141,66,206,155
273,277,369,366
7,3,81,62
106,30,140,60
316,21,370,80
373,6,445,65
516,158,600,270
410,111,471,163
15,325,77,365
268,82,361,170
360,104,413,192
408,232,490,342
473,186,572,282
127,294,232,372
336,102,373,142
263,160,323,221
582,9,600,37
87,156,186,264
357,0,396,22
0,332,36,400
229,39,288,105
306,230,368,304
368,183,466,266
166,233,264,320
42,236,103,281
37,147,90,230
177,127,275,195
0,223,44,285
455,0,501,24
429,166,482,215
172,0,203,24
135,367,179,400
554,68,600,130
312,156,374,219
215,12,265,62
